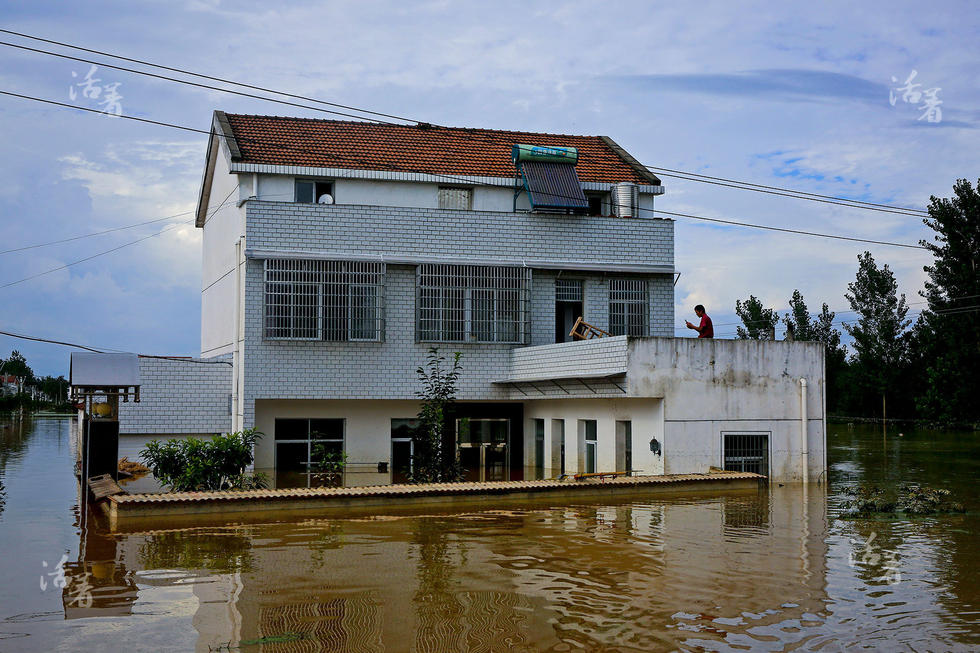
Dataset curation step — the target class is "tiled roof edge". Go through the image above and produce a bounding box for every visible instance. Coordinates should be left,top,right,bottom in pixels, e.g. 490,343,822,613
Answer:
599,135,661,186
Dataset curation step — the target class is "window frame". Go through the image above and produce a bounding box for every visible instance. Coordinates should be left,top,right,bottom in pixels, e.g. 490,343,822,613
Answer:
294,178,335,204
416,264,530,344
721,431,770,477
609,278,649,336
263,259,385,342
274,418,345,471
585,192,608,216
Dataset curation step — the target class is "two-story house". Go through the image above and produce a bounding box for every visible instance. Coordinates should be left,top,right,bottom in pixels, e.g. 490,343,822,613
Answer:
118,111,826,487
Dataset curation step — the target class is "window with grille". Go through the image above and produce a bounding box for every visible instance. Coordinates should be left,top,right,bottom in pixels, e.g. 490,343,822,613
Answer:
438,187,472,210
609,278,649,336
264,259,385,341
417,264,530,343
555,278,583,302
723,432,769,476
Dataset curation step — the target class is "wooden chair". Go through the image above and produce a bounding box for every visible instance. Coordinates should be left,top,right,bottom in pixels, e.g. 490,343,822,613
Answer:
569,316,611,340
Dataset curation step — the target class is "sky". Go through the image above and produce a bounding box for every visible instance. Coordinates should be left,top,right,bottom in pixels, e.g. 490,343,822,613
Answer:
0,0,977,376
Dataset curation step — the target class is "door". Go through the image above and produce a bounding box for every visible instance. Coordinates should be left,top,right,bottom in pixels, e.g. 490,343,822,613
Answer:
391,419,417,484
555,279,584,343
533,419,545,479
457,418,509,482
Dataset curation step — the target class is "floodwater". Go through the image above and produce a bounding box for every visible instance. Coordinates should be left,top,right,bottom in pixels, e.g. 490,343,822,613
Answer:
0,417,977,652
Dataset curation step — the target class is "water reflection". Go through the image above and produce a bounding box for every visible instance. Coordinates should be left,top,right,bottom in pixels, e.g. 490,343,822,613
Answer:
61,508,139,618
2,418,980,651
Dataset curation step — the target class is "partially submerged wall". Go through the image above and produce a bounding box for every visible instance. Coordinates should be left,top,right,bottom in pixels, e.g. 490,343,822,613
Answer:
627,337,825,482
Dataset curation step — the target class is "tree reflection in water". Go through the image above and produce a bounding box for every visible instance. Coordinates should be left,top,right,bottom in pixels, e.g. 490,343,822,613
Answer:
137,529,255,574
411,516,533,652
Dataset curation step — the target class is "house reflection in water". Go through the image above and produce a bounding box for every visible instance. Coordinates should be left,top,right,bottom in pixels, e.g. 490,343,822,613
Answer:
69,488,830,651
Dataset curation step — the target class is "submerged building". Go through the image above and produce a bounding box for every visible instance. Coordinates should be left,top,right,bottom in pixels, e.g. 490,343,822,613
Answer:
118,111,825,485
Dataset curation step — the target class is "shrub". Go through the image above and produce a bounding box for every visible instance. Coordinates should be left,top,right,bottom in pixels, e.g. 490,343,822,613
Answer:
140,429,266,492
840,483,965,517
310,443,347,486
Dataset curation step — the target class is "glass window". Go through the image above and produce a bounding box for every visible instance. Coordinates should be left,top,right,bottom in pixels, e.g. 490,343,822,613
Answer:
274,418,345,487
295,179,334,203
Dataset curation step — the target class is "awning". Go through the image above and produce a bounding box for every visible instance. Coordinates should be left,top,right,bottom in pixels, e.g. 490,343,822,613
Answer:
69,353,140,388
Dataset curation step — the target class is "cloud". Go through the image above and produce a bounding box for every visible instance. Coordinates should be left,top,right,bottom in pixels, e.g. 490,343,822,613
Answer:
609,69,888,104
3,0,977,375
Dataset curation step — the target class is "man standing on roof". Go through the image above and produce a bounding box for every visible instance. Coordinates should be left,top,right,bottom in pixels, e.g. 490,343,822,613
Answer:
685,305,714,338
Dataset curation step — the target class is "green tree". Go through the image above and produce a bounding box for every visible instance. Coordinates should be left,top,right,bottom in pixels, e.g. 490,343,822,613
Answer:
32,375,68,403
411,348,463,483
783,290,848,412
1,351,33,389
735,295,779,339
909,179,980,423
843,252,911,416
783,290,815,341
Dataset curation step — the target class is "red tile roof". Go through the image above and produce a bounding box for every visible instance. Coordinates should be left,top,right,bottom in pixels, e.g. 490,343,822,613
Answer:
220,113,660,185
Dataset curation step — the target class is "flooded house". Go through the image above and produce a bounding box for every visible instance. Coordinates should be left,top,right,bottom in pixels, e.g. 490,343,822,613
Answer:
119,111,826,486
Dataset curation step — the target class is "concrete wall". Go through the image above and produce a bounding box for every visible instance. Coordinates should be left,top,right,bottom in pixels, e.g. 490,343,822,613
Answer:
627,337,825,482
200,144,246,359
118,433,213,462
522,397,664,478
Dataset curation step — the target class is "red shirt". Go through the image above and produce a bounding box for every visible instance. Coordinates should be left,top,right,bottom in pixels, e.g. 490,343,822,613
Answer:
698,314,714,338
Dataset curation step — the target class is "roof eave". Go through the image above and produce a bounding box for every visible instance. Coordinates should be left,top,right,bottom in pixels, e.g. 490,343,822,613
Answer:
599,135,662,186
195,110,241,228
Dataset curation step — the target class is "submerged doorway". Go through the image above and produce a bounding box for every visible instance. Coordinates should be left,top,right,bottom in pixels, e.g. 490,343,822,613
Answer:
456,418,509,482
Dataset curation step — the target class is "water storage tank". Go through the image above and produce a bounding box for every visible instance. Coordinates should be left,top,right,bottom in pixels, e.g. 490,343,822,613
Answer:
610,182,639,218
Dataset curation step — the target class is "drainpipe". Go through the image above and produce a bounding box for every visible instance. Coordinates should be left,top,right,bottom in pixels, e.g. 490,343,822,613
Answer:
232,237,243,433
799,378,808,485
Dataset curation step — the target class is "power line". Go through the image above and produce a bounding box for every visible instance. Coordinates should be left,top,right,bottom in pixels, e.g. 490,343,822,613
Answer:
0,39,405,124
644,166,929,216
0,28,419,124
0,88,221,135
0,328,233,365
645,169,926,218
0,219,191,289
0,28,932,225
654,208,926,250
0,89,931,252
0,201,227,256
0,186,241,290
0,328,105,352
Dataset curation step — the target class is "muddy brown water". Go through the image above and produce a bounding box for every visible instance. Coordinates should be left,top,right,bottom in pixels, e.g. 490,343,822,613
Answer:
0,417,977,651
